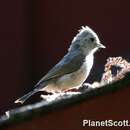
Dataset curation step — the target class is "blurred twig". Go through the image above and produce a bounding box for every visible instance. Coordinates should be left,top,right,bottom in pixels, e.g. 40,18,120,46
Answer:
0,72,130,129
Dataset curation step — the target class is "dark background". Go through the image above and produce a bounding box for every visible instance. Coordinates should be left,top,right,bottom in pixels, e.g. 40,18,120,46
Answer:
0,0,130,130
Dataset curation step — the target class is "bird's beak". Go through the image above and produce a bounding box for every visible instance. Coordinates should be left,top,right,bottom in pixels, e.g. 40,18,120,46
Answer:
97,43,106,48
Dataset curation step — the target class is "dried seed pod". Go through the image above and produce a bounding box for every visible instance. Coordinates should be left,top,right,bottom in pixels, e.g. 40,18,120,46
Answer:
101,57,130,84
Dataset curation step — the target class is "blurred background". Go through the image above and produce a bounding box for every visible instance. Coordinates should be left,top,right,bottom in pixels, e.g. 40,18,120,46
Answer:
0,0,130,129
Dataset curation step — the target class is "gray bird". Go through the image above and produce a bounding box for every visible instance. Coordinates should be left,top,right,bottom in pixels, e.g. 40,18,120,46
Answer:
15,26,106,104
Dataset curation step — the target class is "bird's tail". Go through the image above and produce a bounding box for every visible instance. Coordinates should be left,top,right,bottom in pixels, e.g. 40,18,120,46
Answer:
14,90,37,104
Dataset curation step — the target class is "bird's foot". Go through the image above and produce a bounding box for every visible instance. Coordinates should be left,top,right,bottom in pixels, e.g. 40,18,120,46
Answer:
83,82,101,89
41,89,81,102
40,93,60,102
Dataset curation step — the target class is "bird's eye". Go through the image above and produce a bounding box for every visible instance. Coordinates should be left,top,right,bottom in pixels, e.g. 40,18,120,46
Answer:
90,38,95,42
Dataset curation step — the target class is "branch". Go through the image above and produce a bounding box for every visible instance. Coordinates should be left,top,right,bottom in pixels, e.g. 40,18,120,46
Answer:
0,72,130,129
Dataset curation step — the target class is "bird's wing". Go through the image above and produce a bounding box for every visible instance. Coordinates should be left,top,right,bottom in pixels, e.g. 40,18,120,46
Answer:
35,51,85,86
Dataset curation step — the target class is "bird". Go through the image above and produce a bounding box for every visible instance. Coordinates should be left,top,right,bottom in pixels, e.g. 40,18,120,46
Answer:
15,26,106,104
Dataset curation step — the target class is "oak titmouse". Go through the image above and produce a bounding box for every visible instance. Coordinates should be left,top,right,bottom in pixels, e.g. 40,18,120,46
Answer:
15,26,106,104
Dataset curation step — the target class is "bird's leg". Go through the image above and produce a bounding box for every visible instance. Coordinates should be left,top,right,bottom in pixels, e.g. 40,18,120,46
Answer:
63,88,79,93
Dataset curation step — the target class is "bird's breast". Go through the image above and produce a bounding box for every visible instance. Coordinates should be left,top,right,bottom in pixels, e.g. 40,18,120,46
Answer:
43,54,94,92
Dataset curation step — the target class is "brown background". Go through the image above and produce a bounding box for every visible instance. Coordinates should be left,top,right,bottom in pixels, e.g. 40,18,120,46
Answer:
0,0,130,130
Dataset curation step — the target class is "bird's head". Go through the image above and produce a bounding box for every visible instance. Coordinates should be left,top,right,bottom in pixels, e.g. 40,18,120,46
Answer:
68,26,106,55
